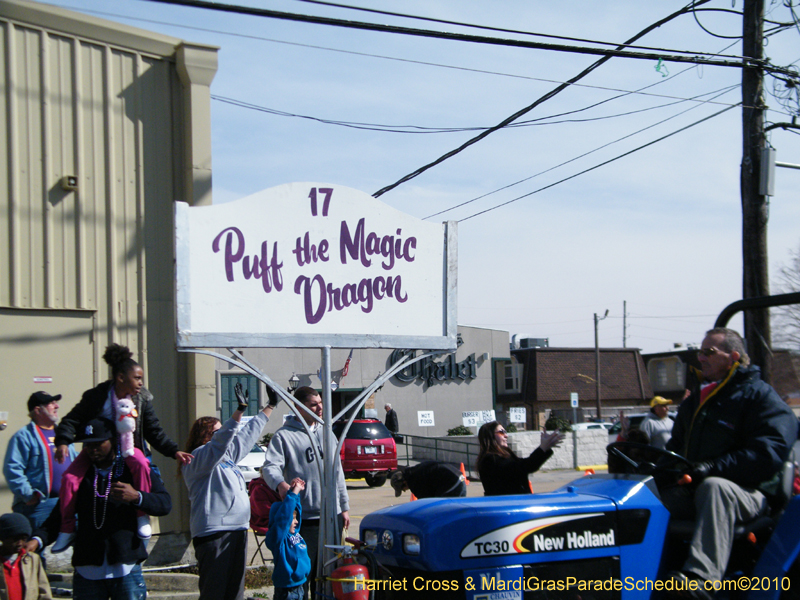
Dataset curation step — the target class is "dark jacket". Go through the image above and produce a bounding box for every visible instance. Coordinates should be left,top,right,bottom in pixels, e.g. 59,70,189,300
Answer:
478,448,552,496
384,409,399,434
36,465,172,567
404,461,464,498
666,364,798,496
54,381,179,459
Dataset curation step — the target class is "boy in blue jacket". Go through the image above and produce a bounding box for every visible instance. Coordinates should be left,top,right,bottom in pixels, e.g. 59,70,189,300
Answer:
266,478,310,600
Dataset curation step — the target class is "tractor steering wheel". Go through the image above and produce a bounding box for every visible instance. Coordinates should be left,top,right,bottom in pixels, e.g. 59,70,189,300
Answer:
606,442,693,489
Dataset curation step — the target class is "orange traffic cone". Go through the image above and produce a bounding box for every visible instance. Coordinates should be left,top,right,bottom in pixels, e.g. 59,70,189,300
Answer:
460,463,470,485
584,468,595,476
410,492,418,501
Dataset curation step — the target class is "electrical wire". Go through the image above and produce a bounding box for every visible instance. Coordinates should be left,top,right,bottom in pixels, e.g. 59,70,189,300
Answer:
289,0,749,59
371,1,713,198
691,0,743,39
41,5,756,105
457,102,739,223
63,3,798,118
211,85,739,134
145,0,788,73
422,42,743,214
424,85,739,219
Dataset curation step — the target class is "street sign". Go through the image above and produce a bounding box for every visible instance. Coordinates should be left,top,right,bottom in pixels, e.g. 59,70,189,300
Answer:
570,392,579,408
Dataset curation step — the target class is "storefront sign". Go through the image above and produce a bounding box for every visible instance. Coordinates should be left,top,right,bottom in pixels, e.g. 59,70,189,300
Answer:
390,349,477,387
175,183,457,349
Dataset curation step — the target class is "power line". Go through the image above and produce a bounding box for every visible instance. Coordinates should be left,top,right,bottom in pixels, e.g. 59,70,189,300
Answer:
691,0,743,39
422,41,744,218
59,5,795,116
458,102,739,222
424,85,739,219
146,0,793,74
211,85,739,134
290,0,749,58
371,1,713,198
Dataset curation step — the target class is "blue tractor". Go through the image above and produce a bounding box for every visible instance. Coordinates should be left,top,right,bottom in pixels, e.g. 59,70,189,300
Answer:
357,443,800,599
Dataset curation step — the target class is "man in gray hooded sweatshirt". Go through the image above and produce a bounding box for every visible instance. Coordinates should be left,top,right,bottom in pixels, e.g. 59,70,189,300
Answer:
261,386,350,597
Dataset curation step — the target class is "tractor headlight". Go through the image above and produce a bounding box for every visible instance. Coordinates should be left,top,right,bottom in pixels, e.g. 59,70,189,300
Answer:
363,530,378,547
381,530,394,550
402,534,420,555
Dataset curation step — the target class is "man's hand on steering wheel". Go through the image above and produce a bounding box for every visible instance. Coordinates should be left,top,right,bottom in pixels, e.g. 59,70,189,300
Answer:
684,461,714,484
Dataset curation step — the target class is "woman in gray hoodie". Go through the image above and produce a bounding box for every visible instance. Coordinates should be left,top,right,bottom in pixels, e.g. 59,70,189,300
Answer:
181,384,277,600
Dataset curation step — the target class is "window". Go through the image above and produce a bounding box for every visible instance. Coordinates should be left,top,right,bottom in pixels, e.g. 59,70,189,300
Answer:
656,362,668,387
220,374,261,421
499,362,522,394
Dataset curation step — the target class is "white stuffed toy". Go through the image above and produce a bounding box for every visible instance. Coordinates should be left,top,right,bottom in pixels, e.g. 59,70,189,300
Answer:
115,398,138,458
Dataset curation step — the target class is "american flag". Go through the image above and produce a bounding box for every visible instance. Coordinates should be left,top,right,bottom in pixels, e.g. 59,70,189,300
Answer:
342,349,353,377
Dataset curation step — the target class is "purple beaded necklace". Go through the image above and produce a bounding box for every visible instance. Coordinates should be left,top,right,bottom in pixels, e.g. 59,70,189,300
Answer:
92,444,124,530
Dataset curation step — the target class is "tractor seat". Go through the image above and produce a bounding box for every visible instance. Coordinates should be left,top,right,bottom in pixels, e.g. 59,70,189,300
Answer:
668,459,795,541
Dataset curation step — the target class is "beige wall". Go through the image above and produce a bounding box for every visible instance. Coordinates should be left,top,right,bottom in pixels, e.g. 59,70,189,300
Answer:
0,0,217,538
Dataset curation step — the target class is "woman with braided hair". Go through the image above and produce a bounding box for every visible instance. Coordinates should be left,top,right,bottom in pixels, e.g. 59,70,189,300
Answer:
51,344,191,552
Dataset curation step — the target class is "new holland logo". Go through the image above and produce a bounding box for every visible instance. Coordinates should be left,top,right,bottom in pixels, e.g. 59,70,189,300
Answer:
461,513,616,559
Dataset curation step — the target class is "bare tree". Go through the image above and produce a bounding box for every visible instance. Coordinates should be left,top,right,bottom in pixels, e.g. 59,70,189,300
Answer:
772,243,800,350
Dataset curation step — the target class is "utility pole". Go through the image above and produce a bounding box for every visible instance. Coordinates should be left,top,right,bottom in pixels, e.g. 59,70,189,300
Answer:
741,0,772,382
594,310,609,419
622,300,627,348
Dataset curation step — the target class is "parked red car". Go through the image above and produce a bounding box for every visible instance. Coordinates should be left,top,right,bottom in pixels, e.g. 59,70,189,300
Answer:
333,418,397,487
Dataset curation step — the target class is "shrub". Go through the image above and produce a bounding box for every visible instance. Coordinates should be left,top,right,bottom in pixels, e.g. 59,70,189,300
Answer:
259,432,273,447
544,416,572,432
447,425,473,436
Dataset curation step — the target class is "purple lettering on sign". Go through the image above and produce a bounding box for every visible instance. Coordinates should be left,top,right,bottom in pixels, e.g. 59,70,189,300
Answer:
339,219,417,271
308,187,333,217
212,227,245,282
293,232,330,267
294,273,408,325
211,227,284,294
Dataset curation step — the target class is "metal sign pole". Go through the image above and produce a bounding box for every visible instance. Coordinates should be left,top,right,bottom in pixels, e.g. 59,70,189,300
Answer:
320,346,337,598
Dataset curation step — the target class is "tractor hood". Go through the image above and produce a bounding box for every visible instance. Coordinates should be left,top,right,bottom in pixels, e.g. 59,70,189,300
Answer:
360,474,668,572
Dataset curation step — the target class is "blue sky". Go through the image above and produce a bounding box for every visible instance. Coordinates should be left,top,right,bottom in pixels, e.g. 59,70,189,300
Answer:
45,0,800,352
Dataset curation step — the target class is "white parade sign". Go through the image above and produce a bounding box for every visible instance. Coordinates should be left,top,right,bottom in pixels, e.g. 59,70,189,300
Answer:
418,411,435,427
175,183,457,349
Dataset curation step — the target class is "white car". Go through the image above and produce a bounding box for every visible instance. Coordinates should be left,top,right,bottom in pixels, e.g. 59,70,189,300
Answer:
237,443,267,482
571,422,612,432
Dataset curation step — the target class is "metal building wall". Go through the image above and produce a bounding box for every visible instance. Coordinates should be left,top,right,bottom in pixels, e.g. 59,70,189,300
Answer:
0,9,181,357
0,0,218,546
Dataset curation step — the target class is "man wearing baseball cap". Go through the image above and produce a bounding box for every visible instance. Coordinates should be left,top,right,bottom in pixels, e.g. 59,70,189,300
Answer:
3,392,78,538
639,396,674,450
36,418,172,600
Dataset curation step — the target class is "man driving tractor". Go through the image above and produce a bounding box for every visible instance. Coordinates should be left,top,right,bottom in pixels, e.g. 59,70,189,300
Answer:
662,327,797,599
